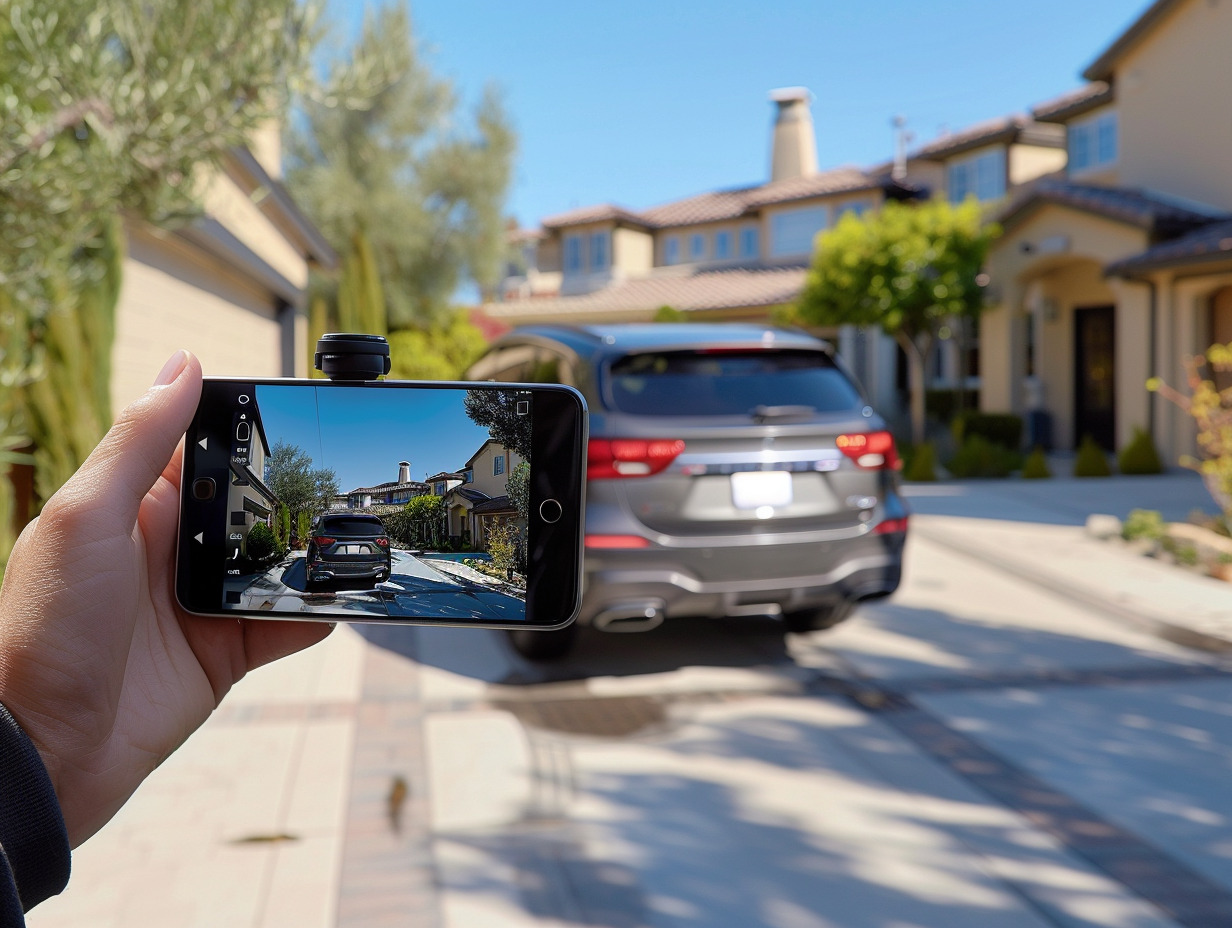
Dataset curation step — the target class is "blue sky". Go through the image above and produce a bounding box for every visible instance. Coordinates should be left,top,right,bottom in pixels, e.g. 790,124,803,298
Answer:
255,384,497,492
323,0,1147,228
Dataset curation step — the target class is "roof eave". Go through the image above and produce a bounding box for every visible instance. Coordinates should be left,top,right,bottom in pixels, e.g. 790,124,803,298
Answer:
1082,0,1182,82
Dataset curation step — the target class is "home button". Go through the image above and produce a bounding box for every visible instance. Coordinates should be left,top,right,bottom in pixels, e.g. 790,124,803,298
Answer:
538,499,563,524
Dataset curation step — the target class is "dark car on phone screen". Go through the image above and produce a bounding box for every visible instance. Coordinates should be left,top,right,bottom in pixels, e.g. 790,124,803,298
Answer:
466,324,908,660
305,512,392,588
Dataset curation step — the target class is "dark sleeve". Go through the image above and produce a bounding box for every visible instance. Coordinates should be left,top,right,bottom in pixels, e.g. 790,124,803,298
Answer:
0,701,70,924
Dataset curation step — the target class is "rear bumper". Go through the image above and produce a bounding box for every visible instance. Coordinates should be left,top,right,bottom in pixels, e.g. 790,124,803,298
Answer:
579,531,904,626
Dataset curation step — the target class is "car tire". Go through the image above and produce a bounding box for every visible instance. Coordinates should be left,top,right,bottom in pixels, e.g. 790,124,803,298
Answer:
783,601,855,634
507,624,578,661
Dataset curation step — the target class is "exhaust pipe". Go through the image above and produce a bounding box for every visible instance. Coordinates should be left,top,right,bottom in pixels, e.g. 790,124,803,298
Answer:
593,602,665,633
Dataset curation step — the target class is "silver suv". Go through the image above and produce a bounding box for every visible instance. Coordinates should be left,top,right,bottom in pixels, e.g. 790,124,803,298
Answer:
466,324,907,659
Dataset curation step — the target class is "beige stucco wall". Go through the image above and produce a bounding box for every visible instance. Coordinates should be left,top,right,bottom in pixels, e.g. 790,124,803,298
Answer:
613,226,654,276
1113,0,1232,210
1008,144,1067,187
467,442,524,498
982,204,1148,449
112,225,282,410
201,169,308,290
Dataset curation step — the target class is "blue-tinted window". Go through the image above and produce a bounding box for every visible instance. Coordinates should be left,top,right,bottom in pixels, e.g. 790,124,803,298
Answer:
589,230,609,271
714,230,732,259
564,234,583,274
1069,111,1117,173
739,227,760,259
948,149,1006,203
770,206,828,257
664,236,680,265
689,233,706,260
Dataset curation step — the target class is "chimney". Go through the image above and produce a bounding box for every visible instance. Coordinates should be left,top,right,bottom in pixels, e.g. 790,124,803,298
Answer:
398,461,410,484
769,88,818,183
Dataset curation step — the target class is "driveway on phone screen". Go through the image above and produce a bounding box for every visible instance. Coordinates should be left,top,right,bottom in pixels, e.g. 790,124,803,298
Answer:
220,548,524,621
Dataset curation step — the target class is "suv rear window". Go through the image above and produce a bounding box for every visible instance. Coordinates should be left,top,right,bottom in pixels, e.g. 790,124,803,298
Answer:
606,349,863,416
319,516,385,535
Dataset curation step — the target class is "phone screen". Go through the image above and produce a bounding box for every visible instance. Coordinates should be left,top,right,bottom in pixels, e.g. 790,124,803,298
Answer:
177,378,586,628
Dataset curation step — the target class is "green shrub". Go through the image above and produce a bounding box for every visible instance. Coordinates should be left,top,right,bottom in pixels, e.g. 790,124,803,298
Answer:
945,434,1021,478
1021,446,1052,479
925,389,979,425
1118,427,1164,475
246,522,277,562
1073,435,1112,477
952,412,1023,451
902,441,937,481
1122,508,1165,542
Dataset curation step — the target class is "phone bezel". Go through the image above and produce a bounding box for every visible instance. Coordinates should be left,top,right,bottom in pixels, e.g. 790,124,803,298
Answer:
175,376,587,629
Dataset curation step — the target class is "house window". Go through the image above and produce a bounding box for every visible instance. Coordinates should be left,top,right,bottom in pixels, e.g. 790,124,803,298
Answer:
948,149,1006,203
564,234,583,274
493,454,505,476
739,226,760,259
689,232,706,261
769,206,828,257
589,230,609,271
715,230,732,259
1069,110,1118,173
664,235,680,265
837,201,870,221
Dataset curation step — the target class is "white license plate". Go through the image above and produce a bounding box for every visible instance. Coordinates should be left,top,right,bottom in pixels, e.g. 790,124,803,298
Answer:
731,471,793,510
338,544,371,555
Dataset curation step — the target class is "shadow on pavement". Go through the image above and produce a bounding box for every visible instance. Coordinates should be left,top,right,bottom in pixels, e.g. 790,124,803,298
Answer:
355,614,795,686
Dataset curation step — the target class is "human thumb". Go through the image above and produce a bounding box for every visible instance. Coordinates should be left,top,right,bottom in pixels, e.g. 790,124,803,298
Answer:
57,350,203,528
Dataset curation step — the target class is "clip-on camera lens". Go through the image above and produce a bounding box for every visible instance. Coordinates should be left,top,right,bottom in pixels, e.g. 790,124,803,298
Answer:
313,333,391,382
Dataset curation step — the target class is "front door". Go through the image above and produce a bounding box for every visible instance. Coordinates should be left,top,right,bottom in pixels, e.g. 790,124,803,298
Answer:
1074,305,1116,450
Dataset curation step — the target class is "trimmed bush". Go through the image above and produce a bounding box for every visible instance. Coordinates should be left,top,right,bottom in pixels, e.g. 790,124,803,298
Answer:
952,412,1023,451
945,435,1021,478
1021,446,1052,479
1122,508,1165,542
1073,435,1112,477
246,522,277,562
902,441,937,482
1118,427,1164,475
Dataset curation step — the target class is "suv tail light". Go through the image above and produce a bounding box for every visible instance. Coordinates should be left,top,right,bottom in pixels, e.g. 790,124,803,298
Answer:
588,439,686,479
375,537,389,547
836,431,900,470
314,536,336,547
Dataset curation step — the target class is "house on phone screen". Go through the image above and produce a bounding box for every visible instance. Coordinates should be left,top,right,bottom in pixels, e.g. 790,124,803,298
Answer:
224,396,280,559
442,439,525,549
977,0,1232,461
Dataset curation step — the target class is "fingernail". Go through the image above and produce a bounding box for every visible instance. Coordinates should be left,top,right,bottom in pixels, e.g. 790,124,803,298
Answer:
154,350,189,387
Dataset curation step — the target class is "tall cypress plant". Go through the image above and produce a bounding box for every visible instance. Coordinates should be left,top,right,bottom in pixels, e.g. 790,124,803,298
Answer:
22,215,123,507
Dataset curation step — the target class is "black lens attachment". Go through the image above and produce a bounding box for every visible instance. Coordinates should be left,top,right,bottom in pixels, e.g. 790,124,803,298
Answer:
314,333,391,382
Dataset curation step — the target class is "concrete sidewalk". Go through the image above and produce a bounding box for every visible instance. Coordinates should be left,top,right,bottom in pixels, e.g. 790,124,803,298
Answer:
904,469,1232,648
25,468,1232,927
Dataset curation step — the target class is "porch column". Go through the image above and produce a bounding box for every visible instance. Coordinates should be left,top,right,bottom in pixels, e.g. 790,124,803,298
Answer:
979,281,1024,413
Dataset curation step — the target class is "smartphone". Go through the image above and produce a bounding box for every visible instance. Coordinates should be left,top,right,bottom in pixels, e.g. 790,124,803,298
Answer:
176,378,587,628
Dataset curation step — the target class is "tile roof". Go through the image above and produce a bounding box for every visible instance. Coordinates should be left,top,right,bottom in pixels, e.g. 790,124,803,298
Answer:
471,495,515,515
482,265,808,321
997,181,1221,235
1107,219,1232,276
1032,82,1114,124
541,203,651,229
910,116,1064,161
538,168,906,233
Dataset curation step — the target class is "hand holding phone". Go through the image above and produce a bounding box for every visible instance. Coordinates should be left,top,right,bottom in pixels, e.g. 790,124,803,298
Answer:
176,377,586,628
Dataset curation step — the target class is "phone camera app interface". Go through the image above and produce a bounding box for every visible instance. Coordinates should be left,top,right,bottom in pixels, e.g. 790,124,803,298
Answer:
217,384,534,622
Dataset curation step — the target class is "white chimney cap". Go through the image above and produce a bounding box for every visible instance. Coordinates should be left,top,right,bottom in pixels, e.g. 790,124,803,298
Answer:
769,87,812,104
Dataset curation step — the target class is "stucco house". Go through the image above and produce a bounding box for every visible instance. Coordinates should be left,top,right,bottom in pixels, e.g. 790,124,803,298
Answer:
111,124,336,410
979,0,1232,460
484,89,1067,420
442,438,525,549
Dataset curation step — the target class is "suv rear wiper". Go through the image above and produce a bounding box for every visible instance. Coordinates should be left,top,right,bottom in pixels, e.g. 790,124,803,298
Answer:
750,405,817,423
